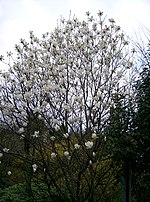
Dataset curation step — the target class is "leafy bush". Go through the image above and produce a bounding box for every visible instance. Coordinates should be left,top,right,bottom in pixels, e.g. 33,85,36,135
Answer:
0,184,29,202
0,183,71,202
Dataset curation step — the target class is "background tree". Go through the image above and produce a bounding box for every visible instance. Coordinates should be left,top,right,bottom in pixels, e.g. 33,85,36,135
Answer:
106,41,138,202
132,38,150,202
0,11,134,202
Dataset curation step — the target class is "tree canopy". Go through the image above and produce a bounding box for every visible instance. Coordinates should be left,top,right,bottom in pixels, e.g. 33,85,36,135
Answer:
0,11,146,202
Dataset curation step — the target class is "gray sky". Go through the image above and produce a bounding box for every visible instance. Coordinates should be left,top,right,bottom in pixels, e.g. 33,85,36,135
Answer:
0,0,150,59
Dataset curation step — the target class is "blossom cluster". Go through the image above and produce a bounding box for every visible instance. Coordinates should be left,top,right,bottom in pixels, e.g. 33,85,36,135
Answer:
0,11,134,137
0,12,134,185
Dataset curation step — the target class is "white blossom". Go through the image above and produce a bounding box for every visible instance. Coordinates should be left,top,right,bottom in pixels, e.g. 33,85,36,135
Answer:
21,111,27,119
32,164,38,172
89,160,92,165
67,156,71,160
104,136,107,141
109,18,115,23
20,134,25,139
92,133,98,139
97,10,103,16
7,171,12,175
34,107,40,113
23,122,28,127
50,136,56,141
64,151,70,157
38,114,42,120
3,148,9,153
24,92,31,100
18,127,24,134
85,141,93,149
33,131,39,138
0,153,3,158
54,125,60,131
51,152,57,158
63,133,69,139
93,152,96,157
74,144,80,149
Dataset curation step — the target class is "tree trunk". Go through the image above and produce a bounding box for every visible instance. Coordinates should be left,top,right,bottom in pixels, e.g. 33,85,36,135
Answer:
125,159,132,202
24,134,33,200
122,175,126,202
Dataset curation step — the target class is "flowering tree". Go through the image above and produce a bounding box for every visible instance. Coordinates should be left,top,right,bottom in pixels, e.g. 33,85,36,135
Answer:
0,11,134,201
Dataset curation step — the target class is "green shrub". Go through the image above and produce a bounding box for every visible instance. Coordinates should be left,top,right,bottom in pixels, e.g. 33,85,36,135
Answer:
0,184,29,202
0,183,71,202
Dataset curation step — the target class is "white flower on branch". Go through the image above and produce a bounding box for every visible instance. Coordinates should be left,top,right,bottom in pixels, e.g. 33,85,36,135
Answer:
64,104,71,111
33,131,39,138
85,141,93,149
7,171,12,175
7,51,13,57
64,151,70,157
109,18,115,23
38,114,42,120
63,133,69,139
92,133,98,139
20,134,25,139
74,144,80,149
34,107,40,113
97,10,103,16
67,156,71,160
0,55,4,61
51,152,57,158
24,92,31,100
23,122,28,127
3,148,9,153
50,136,56,141
32,164,38,172
89,160,92,165
0,153,3,158
93,152,96,157
18,127,24,134
21,111,27,119
54,125,60,131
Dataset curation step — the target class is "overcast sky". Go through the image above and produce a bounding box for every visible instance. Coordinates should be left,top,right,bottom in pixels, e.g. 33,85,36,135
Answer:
0,0,150,60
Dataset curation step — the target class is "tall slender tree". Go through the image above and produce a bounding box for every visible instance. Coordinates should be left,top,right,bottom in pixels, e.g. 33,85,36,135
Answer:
133,40,150,202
